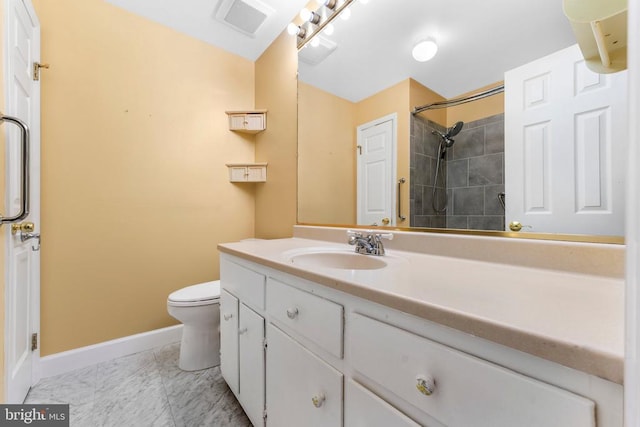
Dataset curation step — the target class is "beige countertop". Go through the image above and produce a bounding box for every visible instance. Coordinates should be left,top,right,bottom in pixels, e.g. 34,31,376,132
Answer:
218,236,624,384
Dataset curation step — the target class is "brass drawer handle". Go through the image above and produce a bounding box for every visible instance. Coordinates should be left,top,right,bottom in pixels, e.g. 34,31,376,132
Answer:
311,393,325,408
416,375,436,396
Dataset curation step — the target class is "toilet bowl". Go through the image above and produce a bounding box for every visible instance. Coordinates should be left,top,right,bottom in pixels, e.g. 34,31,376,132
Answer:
167,280,221,371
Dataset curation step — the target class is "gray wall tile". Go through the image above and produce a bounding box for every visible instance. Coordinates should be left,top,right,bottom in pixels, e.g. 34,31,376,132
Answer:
452,126,485,159
453,187,485,215
469,153,503,186
447,159,469,188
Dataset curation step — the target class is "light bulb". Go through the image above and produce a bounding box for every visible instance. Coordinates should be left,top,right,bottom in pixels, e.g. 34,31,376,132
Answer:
287,23,299,36
299,8,312,22
310,37,320,47
324,23,335,36
412,40,438,62
340,7,351,20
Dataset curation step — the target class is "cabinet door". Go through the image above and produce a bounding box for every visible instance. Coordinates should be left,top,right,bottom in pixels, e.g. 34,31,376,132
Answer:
220,290,239,395
229,114,248,130
239,303,265,427
229,167,248,182
266,324,343,427
244,114,264,131
246,166,266,182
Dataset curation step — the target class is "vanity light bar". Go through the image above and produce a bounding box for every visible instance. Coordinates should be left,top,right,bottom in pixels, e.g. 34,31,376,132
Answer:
294,0,355,50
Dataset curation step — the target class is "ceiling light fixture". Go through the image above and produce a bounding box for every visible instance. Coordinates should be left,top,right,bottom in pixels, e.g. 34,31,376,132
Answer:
289,0,355,50
412,39,438,62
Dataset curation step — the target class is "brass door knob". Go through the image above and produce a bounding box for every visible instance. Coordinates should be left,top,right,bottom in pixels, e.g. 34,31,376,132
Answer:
11,221,35,235
509,221,522,232
381,217,390,225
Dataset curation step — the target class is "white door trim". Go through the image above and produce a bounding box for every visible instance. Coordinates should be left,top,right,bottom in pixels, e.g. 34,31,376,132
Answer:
356,113,397,226
626,0,640,424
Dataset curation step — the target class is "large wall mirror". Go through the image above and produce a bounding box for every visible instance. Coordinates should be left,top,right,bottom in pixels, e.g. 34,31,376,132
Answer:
296,0,628,242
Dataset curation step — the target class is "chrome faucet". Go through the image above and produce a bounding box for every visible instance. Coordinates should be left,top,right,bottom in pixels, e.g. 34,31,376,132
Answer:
347,230,393,256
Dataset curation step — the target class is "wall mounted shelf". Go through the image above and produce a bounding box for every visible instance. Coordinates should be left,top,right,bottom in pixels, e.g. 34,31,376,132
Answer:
226,163,268,182
225,110,267,134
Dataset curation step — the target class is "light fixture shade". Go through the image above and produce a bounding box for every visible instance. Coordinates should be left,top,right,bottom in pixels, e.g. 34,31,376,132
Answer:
287,23,299,35
299,8,312,21
412,40,438,62
324,23,335,36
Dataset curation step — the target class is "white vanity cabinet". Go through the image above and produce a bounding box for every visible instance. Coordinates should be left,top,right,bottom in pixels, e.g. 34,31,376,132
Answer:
219,253,622,427
219,258,267,427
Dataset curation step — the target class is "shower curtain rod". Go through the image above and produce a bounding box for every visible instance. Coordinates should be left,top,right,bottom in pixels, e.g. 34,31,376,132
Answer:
412,84,504,115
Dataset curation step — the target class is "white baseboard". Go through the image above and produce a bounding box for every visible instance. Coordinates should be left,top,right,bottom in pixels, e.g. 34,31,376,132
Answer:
38,325,183,379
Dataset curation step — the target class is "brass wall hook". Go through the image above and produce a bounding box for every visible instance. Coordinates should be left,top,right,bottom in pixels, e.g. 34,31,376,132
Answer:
33,62,50,81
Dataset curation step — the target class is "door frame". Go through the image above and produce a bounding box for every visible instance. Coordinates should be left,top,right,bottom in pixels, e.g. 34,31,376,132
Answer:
3,0,42,401
626,0,640,423
356,113,397,226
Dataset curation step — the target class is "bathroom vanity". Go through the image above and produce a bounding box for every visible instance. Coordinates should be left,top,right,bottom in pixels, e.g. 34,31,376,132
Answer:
218,226,623,427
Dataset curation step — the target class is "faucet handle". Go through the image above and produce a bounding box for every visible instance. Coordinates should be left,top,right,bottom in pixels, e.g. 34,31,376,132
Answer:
347,230,362,237
375,232,393,240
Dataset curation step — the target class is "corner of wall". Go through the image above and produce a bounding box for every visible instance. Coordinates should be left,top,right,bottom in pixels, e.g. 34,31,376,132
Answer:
254,31,298,239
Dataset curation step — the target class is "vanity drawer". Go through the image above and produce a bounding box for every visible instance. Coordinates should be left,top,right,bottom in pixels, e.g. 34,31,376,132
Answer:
345,379,420,427
349,313,596,427
220,257,266,310
266,277,343,358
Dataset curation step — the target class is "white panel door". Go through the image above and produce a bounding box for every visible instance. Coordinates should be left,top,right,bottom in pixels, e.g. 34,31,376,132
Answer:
357,114,396,226
505,44,627,235
238,303,265,427
4,0,41,403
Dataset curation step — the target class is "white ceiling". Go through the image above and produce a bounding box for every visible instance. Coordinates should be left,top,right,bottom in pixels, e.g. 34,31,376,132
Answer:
105,0,578,101
299,0,578,101
104,0,309,61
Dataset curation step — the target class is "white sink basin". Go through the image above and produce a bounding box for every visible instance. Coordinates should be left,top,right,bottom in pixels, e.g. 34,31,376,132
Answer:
282,247,405,270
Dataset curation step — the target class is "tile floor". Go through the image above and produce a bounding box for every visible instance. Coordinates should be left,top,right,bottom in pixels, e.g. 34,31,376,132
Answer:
25,342,252,427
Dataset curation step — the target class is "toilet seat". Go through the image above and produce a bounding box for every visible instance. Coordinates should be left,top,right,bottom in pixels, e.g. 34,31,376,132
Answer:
168,281,220,307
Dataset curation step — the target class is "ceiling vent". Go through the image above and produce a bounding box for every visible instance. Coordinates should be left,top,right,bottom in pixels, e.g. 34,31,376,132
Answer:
215,0,274,37
298,37,338,66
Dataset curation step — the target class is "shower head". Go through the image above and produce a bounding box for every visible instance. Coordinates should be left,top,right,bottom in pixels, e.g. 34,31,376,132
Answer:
447,121,464,138
432,121,464,148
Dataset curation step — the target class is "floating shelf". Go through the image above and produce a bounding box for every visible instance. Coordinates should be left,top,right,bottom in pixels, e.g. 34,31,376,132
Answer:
226,163,268,182
563,0,627,73
225,110,267,134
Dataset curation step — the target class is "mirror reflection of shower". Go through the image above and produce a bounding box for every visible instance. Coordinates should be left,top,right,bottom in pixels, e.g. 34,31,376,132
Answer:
431,121,464,212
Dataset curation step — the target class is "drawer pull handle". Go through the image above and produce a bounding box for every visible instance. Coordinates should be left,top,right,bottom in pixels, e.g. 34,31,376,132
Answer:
238,327,248,335
416,375,436,396
311,393,325,408
223,313,233,321
286,307,299,319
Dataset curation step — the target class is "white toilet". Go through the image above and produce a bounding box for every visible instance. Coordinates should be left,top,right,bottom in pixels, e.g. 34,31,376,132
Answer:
167,280,221,371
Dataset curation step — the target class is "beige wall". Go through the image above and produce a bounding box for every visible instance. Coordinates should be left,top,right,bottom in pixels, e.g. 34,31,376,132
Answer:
254,31,298,238
0,0,5,402
446,81,505,126
33,0,256,355
410,78,447,126
298,82,356,224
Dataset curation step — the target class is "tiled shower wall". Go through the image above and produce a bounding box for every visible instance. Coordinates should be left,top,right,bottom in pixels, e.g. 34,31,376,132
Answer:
410,113,505,230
